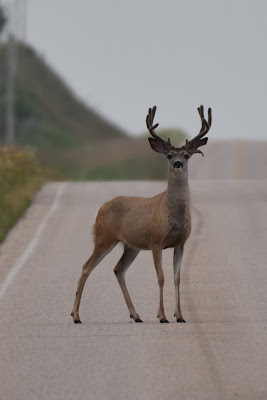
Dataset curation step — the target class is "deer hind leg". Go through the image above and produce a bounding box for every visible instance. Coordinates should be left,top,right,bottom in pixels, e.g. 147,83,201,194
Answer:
173,246,186,323
71,238,117,323
152,246,168,323
113,244,141,322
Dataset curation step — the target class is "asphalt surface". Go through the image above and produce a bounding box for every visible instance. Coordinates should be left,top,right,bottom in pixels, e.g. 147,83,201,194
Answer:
0,176,267,398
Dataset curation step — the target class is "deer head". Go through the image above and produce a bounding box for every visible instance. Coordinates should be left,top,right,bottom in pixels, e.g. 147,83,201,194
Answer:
147,105,212,173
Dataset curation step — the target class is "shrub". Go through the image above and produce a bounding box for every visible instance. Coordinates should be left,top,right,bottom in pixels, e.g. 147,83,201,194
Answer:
0,146,42,243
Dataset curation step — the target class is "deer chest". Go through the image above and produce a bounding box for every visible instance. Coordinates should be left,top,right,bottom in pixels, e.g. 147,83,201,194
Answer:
163,204,191,249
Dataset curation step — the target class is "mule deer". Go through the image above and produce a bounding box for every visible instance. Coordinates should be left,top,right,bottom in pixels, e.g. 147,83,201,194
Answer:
71,105,212,323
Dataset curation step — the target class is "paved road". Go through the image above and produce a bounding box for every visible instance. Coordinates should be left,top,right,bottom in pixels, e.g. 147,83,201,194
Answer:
0,180,266,400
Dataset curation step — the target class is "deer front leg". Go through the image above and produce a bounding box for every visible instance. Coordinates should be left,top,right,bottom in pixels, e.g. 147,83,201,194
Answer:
173,246,186,323
152,246,168,323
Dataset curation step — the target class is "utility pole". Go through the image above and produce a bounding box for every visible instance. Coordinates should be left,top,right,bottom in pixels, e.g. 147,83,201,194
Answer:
5,33,17,145
5,0,18,145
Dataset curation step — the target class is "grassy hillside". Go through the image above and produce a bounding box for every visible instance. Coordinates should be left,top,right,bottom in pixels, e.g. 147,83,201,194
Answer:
0,43,125,152
0,42,186,179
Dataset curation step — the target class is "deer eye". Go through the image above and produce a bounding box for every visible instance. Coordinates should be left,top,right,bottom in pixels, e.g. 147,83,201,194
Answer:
184,154,190,160
167,154,172,159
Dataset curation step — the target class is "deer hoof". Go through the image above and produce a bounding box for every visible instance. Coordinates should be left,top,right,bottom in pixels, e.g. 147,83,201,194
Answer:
177,318,186,323
74,319,82,324
135,318,143,323
160,318,169,323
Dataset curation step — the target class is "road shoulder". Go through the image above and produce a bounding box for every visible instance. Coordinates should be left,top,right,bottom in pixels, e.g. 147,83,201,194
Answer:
0,182,63,285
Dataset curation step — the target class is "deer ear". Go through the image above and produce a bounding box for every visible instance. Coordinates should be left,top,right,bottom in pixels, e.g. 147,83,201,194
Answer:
148,138,168,155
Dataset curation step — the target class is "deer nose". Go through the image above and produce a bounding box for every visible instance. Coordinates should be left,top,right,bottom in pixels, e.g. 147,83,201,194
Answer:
174,161,183,169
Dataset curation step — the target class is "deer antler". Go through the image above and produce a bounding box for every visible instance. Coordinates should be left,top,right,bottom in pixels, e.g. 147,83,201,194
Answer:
181,105,212,156
146,106,174,154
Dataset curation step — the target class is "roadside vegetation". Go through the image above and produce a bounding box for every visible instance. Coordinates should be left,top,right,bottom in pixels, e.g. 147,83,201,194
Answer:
0,146,57,243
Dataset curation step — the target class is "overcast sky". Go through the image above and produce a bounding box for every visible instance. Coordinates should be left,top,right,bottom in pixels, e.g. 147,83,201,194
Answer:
23,0,267,139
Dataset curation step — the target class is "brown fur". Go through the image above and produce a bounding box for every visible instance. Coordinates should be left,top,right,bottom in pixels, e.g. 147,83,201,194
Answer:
93,189,190,251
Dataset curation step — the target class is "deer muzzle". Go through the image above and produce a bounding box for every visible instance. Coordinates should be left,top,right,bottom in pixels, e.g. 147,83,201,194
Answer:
174,161,183,169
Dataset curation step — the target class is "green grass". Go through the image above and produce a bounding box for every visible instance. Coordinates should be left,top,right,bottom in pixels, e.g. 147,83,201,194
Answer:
0,146,44,243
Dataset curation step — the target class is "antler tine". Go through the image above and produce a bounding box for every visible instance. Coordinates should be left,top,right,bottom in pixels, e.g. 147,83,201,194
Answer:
146,106,159,138
191,105,212,144
198,105,204,121
208,107,212,127
198,105,205,132
151,105,157,122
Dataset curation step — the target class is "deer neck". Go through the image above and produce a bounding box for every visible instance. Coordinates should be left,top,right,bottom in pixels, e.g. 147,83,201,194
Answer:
166,169,190,212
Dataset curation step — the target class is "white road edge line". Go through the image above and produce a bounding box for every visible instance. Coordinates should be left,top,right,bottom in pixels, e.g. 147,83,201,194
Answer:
0,182,67,300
